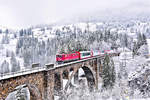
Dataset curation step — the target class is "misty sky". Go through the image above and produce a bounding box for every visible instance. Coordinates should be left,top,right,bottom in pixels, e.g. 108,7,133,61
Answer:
0,0,150,28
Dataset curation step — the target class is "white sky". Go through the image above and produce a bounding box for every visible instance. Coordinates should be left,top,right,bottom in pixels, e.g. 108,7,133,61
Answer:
0,0,150,29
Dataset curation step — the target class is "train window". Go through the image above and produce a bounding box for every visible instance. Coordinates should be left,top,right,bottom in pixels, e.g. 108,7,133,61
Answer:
57,55,62,58
82,52,91,56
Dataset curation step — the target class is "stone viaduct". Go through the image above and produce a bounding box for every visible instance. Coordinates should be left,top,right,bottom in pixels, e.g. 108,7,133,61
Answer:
0,53,119,100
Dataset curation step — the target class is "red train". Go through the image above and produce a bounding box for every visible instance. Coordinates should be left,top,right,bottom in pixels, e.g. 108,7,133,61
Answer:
56,50,113,64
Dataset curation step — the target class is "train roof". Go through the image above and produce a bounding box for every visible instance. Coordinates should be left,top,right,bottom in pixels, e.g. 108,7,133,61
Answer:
79,51,91,53
56,52,78,55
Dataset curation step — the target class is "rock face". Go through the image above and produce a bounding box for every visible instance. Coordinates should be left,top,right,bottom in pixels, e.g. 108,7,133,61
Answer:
6,87,30,100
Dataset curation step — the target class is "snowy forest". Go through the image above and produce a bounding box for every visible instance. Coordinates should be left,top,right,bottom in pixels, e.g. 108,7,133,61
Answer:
0,20,149,73
1,19,150,100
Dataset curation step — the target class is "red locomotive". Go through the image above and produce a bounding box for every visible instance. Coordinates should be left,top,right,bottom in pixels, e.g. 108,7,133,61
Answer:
56,50,108,64
56,52,80,64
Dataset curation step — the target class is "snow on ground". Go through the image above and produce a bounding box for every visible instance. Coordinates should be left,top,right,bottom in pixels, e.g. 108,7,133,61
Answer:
88,23,97,32
32,28,56,42
0,26,7,32
131,99,150,100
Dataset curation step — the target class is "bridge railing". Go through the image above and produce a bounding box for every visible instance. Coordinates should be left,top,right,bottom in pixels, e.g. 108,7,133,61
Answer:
0,66,46,80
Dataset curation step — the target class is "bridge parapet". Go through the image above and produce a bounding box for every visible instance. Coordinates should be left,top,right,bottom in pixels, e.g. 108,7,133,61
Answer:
0,67,46,81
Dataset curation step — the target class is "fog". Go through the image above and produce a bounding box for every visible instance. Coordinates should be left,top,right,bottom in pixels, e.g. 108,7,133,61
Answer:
0,0,150,28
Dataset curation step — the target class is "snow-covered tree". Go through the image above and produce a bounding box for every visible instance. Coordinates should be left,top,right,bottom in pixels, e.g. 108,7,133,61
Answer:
19,29,24,37
136,33,147,49
142,34,147,45
11,52,20,72
137,44,149,56
133,33,148,57
23,47,32,67
5,29,9,34
0,60,10,74
0,29,2,33
1,34,9,44
102,54,116,89
6,50,11,57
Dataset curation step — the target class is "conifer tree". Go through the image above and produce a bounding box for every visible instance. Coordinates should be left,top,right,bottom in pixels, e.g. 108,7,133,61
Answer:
102,54,116,89
0,60,9,74
11,52,20,72
0,29,2,33
142,34,147,45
